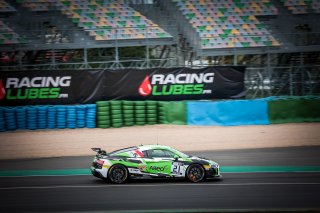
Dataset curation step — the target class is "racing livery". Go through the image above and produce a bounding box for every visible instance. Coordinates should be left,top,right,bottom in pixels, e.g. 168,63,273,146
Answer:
90,145,221,183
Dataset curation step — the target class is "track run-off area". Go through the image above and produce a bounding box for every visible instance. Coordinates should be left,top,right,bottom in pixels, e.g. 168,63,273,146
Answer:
0,146,320,212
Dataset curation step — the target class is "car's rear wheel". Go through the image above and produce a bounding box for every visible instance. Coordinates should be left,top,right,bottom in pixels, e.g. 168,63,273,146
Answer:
108,164,128,184
186,164,205,183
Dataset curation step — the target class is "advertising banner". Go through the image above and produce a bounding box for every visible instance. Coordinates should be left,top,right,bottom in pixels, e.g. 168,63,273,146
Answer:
0,66,245,106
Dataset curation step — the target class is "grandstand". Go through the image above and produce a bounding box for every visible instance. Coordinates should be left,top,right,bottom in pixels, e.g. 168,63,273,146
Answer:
0,0,319,98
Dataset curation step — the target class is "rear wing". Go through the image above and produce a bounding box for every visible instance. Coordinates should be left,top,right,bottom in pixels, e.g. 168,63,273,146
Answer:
91,148,107,155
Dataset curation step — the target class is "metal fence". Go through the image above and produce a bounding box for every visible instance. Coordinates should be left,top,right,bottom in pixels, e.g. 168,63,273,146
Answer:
245,65,320,99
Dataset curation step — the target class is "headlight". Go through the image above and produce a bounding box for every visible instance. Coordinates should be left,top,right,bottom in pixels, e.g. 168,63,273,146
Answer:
211,163,219,169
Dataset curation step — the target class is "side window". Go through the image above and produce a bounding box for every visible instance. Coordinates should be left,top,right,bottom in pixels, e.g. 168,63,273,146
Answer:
142,150,149,158
147,149,176,158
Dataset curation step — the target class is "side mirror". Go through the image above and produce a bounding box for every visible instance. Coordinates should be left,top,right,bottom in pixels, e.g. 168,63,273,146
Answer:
173,155,179,161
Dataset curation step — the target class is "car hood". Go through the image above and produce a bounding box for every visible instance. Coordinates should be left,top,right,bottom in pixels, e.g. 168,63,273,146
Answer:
190,156,218,166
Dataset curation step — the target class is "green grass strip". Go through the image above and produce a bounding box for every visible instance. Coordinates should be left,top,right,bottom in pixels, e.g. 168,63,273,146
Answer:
0,166,320,177
221,166,320,173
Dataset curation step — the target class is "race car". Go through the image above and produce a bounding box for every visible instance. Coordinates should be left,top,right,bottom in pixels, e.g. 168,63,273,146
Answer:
90,144,221,183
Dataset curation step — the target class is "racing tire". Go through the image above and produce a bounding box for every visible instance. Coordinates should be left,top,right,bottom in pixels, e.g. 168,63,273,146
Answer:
186,164,205,183
123,114,134,119
98,124,110,128
135,106,145,110
134,102,145,106
146,110,157,114
123,105,134,110
111,105,122,110
98,106,110,112
111,114,122,119
108,164,129,184
97,115,110,120
97,120,110,125
123,110,134,114
97,111,110,116
146,105,157,110
122,101,134,106
96,101,109,107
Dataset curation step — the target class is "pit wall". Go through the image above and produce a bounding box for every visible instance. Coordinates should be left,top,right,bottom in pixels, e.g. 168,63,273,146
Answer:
0,96,319,131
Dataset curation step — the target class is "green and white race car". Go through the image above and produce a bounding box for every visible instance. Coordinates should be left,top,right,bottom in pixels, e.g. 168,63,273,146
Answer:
91,145,221,183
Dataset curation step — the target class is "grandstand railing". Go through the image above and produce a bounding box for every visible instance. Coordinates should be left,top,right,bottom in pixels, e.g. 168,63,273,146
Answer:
0,25,176,50
0,57,178,70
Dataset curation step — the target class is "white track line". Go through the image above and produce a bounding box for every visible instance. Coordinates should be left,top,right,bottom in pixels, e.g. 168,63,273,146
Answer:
1,182,320,190
1,171,320,178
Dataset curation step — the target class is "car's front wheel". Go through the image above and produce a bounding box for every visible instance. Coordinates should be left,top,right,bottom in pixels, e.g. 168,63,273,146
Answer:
108,164,129,184
186,164,205,183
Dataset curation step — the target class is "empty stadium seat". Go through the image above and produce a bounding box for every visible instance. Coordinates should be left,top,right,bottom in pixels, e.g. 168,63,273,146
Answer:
0,0,16,12
173,0,280,49
281,0,320,14
0,20,27,44
16,0,172,41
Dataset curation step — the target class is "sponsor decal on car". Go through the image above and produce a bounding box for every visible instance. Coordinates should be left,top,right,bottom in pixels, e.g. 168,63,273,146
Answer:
149,165,167,171
138,165,147,172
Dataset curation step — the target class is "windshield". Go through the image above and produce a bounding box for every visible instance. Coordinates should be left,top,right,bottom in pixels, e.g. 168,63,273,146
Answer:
171,148,190,158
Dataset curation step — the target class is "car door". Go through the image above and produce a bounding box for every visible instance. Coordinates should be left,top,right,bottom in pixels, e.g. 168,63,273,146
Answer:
143,149,176,176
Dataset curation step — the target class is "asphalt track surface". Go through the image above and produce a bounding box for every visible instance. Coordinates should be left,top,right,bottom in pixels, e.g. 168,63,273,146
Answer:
0,146,320,212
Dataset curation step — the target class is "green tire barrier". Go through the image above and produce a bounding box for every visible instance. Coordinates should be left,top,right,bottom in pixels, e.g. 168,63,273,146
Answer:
135,117,146,121
97,111,109,116
112,118,123,123
124,118,134,122
136,121,146,125
135,106,145,110
122,100,134,104
97,115,110,120
146,105,157,110
147,110,157,114
110,101,122,106
158,101,187,125
112,123,123,128
268,98,320,124
123,105,134,110
97,120,110,125
123,110,134,114
134,102,145,106
135,110,145,114
97,106,109,111
147,113,157,117
111,105,122,110
96,97,320,129
111,110,122,114
123,114,134,119
111,114,122,119
96,101,110,107
99,124,110,128
135,114,146,118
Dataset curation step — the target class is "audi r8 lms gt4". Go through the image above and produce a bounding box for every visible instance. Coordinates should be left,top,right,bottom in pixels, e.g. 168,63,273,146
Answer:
90,145,221,183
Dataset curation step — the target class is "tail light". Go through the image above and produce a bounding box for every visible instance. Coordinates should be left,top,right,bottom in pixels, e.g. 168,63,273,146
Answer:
93,160,104,169
96,160,104,165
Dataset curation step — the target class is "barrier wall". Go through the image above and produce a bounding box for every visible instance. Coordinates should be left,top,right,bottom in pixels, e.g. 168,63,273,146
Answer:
0,104,96,131
268,98,320,124
0,96,319,132
187,100,270,126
